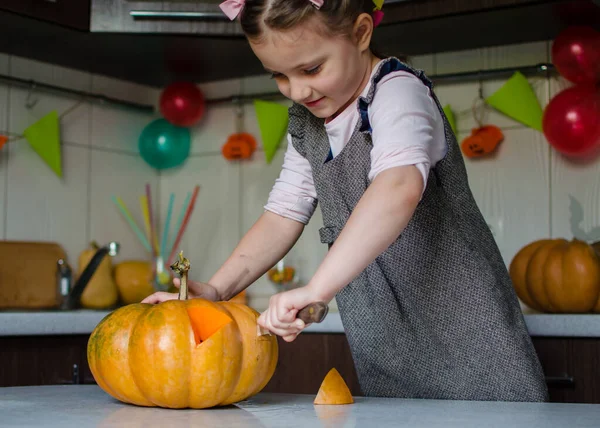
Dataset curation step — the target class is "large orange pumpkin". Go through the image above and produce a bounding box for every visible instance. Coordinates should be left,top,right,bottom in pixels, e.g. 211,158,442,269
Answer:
87,252,278,409
509,238,600,313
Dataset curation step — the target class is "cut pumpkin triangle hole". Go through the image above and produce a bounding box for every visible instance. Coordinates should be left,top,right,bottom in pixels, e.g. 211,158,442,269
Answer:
314,368,354,405
187,306,232,345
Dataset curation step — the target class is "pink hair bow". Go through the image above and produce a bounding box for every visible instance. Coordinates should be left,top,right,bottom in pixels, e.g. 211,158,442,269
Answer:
220,0,324,21
220,0,245,20
372,10,384,27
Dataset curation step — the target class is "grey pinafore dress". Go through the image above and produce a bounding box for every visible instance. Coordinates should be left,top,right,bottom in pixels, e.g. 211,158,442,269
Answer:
288,58,548,402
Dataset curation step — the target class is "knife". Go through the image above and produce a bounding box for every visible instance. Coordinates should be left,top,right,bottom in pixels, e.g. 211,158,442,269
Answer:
257,301,329,336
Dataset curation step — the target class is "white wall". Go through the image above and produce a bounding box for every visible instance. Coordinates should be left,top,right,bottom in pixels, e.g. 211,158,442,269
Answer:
172,40,597,312
0,54,160,269
3,40,597,313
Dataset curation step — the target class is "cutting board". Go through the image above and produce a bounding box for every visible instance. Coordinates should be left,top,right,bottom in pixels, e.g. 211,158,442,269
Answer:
0,241,67,309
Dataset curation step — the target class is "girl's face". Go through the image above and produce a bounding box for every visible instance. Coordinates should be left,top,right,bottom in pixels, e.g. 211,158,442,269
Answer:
249,15,373,120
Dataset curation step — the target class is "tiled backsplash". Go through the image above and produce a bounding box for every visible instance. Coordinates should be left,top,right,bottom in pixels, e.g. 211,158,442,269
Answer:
2,40,597,313
0,54,160,265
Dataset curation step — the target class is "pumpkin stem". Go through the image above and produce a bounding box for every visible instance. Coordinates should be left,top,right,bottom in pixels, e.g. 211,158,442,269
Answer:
170,251,191,300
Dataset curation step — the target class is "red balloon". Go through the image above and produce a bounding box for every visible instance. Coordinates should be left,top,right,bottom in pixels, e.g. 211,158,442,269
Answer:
159,82,205,127
542,85,600,157
552,26,600,85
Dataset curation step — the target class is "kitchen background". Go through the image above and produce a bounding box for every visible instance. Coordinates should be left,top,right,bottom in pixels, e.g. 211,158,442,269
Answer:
1,0,600,406
0,38,595,312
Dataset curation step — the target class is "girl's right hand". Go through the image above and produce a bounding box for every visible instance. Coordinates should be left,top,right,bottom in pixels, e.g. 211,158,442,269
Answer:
141,279,220,304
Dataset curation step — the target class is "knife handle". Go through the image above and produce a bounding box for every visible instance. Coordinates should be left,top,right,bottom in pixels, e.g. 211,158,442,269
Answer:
297,301,329,324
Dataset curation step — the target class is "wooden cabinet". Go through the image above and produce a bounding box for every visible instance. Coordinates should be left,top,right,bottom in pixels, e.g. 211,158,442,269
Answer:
1,0,596,86
0,333,361,393
0,0,90,31
2,333,599,404
532,337,600,404
265,335,600,403
262,334,362,396
90,0,239,35
89,0,570,35
0,335,94,386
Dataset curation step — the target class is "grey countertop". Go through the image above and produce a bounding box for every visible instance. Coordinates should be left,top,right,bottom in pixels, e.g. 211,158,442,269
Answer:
1,385,600,427
1,309,600,337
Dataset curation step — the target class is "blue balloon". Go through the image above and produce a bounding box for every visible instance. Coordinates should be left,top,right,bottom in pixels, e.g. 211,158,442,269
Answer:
139,119,191,169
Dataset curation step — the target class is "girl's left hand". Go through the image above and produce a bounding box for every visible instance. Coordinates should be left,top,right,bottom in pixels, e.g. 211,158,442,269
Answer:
257,285,319,342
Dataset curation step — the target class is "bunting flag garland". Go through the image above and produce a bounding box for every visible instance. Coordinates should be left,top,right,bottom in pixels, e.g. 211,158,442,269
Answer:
442,104,457,135
253,100,289,164
485,72,543,132
23,110,62,177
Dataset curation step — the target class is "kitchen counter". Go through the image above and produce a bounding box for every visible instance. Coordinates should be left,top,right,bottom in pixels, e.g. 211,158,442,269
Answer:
2,385,600,427
2,309,600,337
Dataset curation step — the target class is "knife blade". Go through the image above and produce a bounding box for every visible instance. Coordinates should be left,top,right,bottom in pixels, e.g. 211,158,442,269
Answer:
257,301,329,336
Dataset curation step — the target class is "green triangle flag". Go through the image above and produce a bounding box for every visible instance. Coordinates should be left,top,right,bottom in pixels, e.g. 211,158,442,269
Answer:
442,104,457,135
373,0,384,9
485,72,543,132
23,110,62,177
253,100,289,164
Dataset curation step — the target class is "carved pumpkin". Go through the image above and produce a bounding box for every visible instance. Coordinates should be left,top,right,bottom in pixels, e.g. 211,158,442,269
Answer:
461,125,504,158
268,266,296,284
87,252,277,409
509,238,600,313
222,132,257,160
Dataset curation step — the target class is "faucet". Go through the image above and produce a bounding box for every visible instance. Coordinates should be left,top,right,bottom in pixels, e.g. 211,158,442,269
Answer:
61,242,120,310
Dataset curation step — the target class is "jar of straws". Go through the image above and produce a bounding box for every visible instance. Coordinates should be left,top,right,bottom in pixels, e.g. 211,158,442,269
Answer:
112,184,200,292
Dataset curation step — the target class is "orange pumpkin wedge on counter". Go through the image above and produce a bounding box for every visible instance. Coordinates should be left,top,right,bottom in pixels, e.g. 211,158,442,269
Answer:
87,252,278,409
314,368,354,405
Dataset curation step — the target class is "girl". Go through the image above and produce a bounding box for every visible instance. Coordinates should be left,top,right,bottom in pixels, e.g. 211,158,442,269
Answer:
143,0,548,402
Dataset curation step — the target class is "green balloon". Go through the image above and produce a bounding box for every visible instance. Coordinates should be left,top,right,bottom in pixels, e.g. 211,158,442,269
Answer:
139,119,191,169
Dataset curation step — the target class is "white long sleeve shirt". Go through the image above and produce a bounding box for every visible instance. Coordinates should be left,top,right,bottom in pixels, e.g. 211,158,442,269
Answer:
264,64,448,225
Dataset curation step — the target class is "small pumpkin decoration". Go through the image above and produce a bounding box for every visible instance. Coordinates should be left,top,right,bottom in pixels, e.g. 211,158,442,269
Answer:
461,125,504,158
113,260,156,305
509,238,600,313
87,251,278,409
267,266,296,284
222,132,257,161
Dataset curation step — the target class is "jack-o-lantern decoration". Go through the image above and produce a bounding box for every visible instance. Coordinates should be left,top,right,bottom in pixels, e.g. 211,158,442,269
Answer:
461,125,504,158
222,133,257,161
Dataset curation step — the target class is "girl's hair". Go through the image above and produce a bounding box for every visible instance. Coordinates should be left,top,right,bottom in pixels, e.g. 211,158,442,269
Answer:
240,0,375,40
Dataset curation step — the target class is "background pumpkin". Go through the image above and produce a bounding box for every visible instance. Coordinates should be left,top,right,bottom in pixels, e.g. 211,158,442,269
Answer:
222,133,257,161
509,238,600,313
87,253,278,409
113,260,156,304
